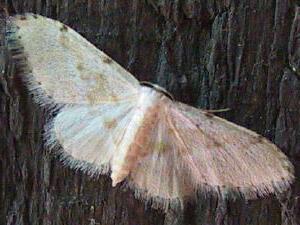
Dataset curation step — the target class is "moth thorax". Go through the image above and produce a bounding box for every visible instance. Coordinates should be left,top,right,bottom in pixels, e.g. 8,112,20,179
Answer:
110,88,159,186
140,81,174,100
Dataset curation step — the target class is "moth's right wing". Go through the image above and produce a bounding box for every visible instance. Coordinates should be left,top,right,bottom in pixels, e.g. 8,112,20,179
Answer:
127,101,294,209
6,13,140,106
46,101,137,175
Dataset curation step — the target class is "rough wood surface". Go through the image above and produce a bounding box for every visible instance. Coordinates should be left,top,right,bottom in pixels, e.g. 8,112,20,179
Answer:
0,1,299,225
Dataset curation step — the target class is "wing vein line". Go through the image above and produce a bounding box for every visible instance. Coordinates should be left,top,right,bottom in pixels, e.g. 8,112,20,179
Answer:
165,112,203,182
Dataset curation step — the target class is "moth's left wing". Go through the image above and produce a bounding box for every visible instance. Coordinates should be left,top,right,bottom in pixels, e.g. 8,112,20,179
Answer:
127,102,294,209
46,101,137,175
6,13,140,106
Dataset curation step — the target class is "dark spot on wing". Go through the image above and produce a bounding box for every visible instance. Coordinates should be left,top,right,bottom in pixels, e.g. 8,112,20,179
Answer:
195,123,205,134
104,119,117,129
77,63,84,71
212,140,223,148
102,57,113,64
33,15,38,19
204,111,214,118
60,24,68,32
250,134,265,145
256,135,264,143
20,15,26,20
286,166,293,173
111,94,118,102
167,127,174,135
18,36,21,39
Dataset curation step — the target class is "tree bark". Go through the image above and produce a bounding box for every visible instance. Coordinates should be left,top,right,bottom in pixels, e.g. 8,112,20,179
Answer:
0,1,299,225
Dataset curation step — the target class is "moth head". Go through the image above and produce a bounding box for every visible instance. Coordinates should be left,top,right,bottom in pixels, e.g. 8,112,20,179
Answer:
140,81,174,101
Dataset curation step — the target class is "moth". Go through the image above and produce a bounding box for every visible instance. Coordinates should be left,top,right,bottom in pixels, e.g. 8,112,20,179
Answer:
6,13,294,210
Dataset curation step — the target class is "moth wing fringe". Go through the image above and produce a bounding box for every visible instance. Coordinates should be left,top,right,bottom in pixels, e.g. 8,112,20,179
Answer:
5,14,73,113
43,114,111,178
122,172,293,212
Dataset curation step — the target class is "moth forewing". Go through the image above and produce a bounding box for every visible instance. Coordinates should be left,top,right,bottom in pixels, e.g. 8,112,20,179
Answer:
7,13,140,107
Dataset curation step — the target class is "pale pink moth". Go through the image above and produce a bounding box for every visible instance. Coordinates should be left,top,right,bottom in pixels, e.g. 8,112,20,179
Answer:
5,13,294,210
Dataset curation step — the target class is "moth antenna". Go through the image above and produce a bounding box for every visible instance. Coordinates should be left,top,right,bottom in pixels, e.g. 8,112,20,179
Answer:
205,108,231,113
